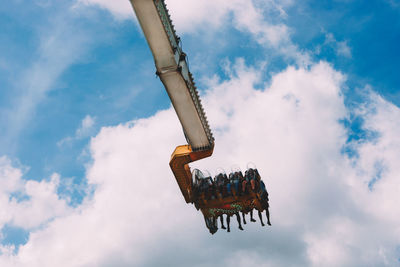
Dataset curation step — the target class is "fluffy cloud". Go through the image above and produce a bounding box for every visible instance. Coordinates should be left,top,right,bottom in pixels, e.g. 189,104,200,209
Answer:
58,115,97,146
324,33,352,58
78,0,133,20
76,115,96,139
0,58,399,266
78,0,309,65
79,0,286,32
0,157,71,241
164,0,291,45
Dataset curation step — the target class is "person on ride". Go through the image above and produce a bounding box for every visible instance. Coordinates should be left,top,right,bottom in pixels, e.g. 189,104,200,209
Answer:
192,169,206,203
222,172,229,196
203,215,218,234
226,212,244,232
255,168,261,181
192,177,199,202
248,168,258,191
214,173,226,198
220,172,230,196
241,170,249,194
244,169,250,190
199,177,210,200
226,179,232,196
229,172,240,196
219,214,226,230
258,201,271,226
242,209,256,224
258,180,272,226
206,177,217,200
260,179,267,193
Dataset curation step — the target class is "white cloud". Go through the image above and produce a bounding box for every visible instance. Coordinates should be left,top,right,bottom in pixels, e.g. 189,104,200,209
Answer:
0,157,71,232
0,59,399,266
336,41,352,58
76,115,96,139
78,0,133,20
164,0,310,65
0,1,396,266
58,115,96,146
324,33,352,58
79,0,310,66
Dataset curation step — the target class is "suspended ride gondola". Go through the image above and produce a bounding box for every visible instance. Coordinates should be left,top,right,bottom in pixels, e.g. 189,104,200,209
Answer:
129,0,270,234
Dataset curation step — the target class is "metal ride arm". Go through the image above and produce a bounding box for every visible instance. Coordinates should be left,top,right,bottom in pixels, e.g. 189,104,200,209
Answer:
129,0,214,202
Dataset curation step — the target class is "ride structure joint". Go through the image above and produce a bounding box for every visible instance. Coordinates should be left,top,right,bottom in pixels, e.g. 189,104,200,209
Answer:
169,144,214,203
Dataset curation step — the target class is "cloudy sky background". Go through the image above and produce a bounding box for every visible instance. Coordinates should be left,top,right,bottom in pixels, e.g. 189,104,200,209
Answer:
0,0,400,266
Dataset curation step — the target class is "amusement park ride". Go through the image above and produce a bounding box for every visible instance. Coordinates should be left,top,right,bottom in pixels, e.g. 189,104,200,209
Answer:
129,0,270,234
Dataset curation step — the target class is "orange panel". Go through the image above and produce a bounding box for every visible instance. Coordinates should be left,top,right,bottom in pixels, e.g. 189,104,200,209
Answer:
169,145,214,203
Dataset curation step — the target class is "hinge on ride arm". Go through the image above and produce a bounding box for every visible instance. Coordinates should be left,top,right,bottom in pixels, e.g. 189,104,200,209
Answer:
155,66,182,76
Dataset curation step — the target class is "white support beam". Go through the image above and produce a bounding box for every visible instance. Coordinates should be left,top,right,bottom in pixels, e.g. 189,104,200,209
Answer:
129,0,213,151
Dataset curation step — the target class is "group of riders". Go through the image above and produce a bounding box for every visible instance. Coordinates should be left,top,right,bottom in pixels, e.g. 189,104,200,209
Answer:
192,166,271,234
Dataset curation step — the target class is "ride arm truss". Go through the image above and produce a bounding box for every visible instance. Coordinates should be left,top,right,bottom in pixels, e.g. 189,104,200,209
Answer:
129,0,213,151
129,0,214,202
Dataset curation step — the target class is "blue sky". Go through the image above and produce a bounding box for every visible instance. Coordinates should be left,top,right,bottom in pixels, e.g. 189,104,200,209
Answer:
2,0,399,182
0,0,400,266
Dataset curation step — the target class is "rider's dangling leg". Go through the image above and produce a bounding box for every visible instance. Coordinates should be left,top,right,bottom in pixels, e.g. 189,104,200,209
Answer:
265,208,271,226
220,214,226,229
250,209,256,222
242,212,247,224
236,212,244,231
258,210,265,226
